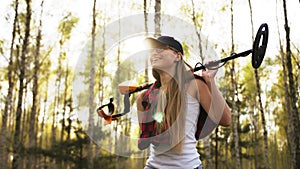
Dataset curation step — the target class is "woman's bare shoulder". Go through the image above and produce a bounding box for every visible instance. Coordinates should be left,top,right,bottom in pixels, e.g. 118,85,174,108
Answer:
187,78,209,100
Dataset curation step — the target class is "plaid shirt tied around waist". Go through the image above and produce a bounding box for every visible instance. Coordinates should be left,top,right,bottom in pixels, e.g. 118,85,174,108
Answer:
138,82,170,150
138,75,217,150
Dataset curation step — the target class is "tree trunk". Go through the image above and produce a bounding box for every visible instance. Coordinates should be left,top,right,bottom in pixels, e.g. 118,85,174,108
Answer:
97,12,106,115
144,0,149,82
27,1,44,168
246,1,261,168
253,112,260,168
247,0,270,167
154,0,161,37
231,70,240,169
1,1,18,168
215,127,218,169
115,1,122,168
275,1,293,168
61,63,69,141
279,30,293,169
143,1,150,163
39,70,49,168
88,0,97,168
204,138,212,169
12,0,31,168
255,69,270,169
282,1,300,168
53,27,63,169
191,0,204,61
61,63,69,169
230,0,241,168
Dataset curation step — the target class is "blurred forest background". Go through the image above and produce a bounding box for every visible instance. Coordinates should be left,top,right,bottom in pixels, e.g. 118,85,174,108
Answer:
0,0,299,169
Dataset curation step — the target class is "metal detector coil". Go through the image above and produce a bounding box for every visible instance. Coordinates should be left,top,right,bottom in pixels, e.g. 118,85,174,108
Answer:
194,23,269,71
252,23,269,68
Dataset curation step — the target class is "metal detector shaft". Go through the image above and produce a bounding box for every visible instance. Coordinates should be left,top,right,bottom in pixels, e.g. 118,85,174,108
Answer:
219,49,252,63
193,49,252,72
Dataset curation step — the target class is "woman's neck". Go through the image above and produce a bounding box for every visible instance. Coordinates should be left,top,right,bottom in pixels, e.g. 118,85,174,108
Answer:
159,71,173,90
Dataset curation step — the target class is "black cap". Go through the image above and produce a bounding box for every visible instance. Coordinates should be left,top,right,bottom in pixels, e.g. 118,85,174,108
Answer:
145,36,184,55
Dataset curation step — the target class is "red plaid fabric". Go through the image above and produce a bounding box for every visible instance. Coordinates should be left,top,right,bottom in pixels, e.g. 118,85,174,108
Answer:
138,82,171,150
138,75,217,150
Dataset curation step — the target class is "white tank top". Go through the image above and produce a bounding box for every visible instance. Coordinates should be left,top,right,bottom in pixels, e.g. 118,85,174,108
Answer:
145,94,202,169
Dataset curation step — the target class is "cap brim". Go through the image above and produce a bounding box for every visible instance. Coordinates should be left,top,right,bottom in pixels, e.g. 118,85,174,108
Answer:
144,37,167,49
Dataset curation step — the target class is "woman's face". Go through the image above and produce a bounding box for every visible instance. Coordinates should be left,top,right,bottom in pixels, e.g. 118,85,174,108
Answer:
150,46,180,71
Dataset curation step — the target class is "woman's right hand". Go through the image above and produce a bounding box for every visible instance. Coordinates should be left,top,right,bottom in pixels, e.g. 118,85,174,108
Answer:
201,61,219,86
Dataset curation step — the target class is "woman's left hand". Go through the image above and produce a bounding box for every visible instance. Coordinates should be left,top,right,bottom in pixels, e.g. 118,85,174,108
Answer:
201,61,218,84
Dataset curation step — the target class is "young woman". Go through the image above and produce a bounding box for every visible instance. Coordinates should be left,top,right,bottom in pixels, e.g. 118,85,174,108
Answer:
136,36,231,169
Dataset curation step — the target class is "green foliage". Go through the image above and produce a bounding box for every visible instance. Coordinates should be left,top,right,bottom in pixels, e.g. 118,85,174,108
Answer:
179,2,203,29
0,39,4,55
58,13,79,45
220,5,229,12
182,41,190,58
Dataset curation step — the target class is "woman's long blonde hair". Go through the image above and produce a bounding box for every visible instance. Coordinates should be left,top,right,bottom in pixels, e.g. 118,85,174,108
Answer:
152,59,194,153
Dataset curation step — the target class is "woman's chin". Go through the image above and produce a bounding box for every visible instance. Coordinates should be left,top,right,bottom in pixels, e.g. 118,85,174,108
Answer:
152,64,162,69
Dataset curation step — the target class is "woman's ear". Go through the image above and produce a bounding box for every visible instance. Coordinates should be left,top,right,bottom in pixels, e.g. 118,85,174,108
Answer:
175,53,182,61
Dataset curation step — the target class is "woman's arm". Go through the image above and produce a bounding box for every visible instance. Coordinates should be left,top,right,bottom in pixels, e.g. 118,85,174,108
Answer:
195,69,231,127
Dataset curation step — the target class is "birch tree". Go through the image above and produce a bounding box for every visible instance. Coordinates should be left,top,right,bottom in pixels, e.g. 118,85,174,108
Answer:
247,2,260,168
97,11,107,110
88,0,97,168
282,1,300,168
191,0,204,61
12,0,31,168
26,1,44,168
154,0,161,37
230,0,241,168
247,0,270,168
113,1,122,168
144,0,149,82
53,12,78,168
1,0,19,168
